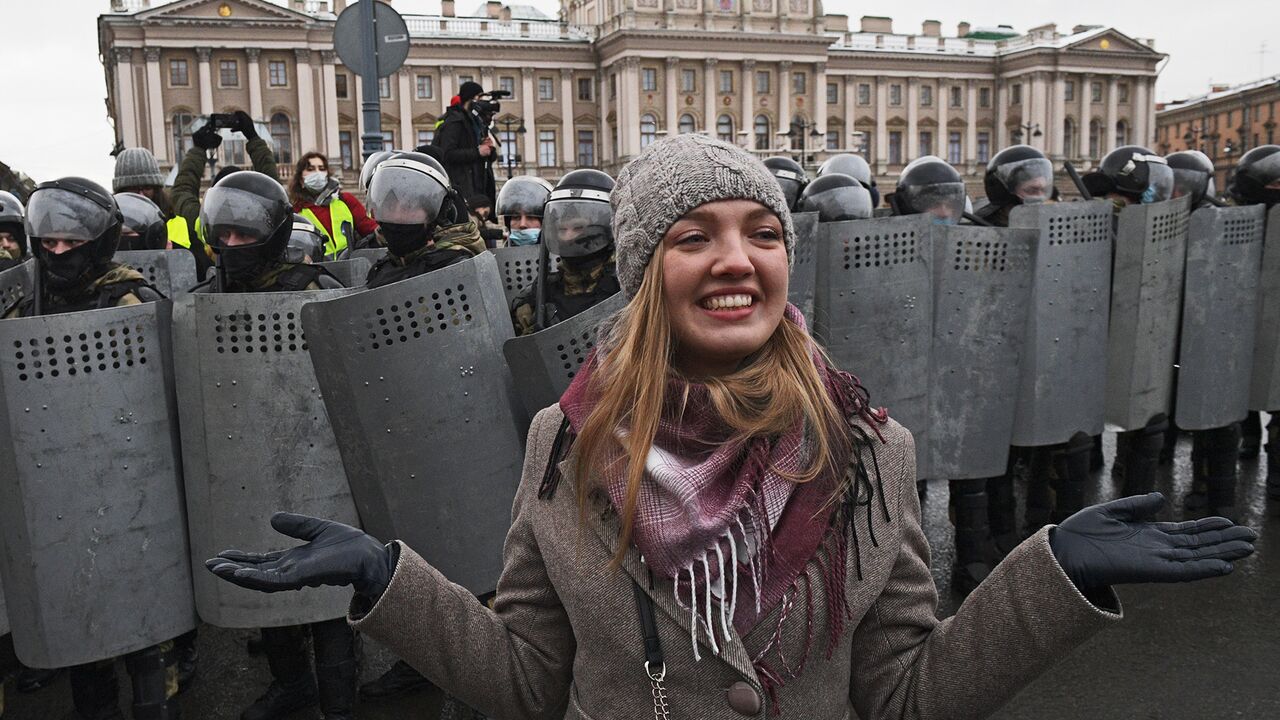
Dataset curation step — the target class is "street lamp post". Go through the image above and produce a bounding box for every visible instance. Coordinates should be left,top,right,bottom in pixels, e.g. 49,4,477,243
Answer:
496,116,526,180
1012,121,1043,146
777,118,824,169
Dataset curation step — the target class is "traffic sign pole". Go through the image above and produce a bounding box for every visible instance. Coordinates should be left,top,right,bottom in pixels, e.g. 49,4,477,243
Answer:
358,0,383,158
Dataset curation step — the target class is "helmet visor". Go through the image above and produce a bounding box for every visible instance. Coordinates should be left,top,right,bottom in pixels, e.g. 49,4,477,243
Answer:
543,197,613,258
116,193,163,235
1143,162,1175,203
1171,167,1210,204
24,188,115,241
285,222,324,263
1250,150,1280,185
367,161,450,225
900,182,967,224
497,178,551,218
803,185,873,221
202,184,283,249
994,157,1054,203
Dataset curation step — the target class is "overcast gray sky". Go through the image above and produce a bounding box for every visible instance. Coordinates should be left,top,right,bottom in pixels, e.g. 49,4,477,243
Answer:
2,0,1277,187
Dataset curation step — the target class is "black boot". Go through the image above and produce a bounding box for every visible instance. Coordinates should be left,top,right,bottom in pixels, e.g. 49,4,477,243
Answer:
241,626,318,720
986,466,1018,558
68,661,123,720
359,659,432,701
949,478,993,597
1265,415,1280,500
124,642,180,720
1161,418,1180,465
173,629,197,694
1050,433,1093,523
1187,424,1241,518
1120,415,1168,497
1111,431,1129,482
1241,411,1261,459
1090,434,1104,473
916,478,928,504
1024,447,1054,535
312,618,358,720
15,664,62,693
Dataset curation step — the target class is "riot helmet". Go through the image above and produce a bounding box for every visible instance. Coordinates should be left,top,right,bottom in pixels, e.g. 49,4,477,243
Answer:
984,145,1054,206
797,173,874,222
763,156,808,210
285,214,324,264
199,170,293,283
25,177,123,290
368,153,453,257
1229,144,1280,207
497,175,553,245
358,150,397,193
818,153,879,208
0,190,28,259
1092,146,1174,204
542,169,613,260
114,192,168,251
891,157,966,224
1165,150,1217,208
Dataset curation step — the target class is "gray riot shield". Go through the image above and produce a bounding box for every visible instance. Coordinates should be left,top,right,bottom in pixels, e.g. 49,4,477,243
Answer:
492,245,542,306
788,211,821,324
1105,198,1191,430
814,215,935,477
1176,205,1266,429
173,289,361,628
1250,206,1280,411
345,247,388,265
0,301,197,668
114,249,198,297
318,258,372,288
502,292,626,420
1007,200,1114,446
0,576,8,637
0,259,33,311
302,253,524,596
927,224,1036,479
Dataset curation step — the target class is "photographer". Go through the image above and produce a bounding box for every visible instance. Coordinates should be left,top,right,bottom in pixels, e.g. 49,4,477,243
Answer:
431,81,497,209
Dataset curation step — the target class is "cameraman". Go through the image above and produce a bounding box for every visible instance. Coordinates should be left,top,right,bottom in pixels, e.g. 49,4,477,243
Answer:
432,81,496,209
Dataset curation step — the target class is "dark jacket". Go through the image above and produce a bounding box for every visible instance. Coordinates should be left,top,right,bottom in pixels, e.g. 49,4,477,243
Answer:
432,105,495,205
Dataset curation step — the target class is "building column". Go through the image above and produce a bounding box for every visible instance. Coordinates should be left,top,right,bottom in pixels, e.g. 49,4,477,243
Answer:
320,52,342,167
813,62,827,140
440,65,455,115
114,47,139,148
521,67,536,168
1051,72,1066,161
906,78,919,159
1105,74,1119,154
622,58,642,157
398,67,413,151
703,58,718,134
778,60,792,150
561,68,575,169
842,74,856,153
994,80,1008,149
875,75,888,173
740,59,755,148
1031,71,1048,152
965,80,978,171
195,46,214,116
599,68,612,166
143,47,166,162
245,47,263,121
1079,73,1091,162
936,79,948,163
665,58,679,137
295,49,317,152
480,66,495,94
1134,76,1150,147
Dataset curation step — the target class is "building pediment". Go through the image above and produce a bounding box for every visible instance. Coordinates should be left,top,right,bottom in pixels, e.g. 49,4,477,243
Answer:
414,112,439,125
947,116,967,128
136,0,311,24
574,113,598,124
535,112,561,125
1064,29,1157,55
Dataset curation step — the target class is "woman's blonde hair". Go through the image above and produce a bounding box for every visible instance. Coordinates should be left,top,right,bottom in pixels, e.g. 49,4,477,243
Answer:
573,248,854,565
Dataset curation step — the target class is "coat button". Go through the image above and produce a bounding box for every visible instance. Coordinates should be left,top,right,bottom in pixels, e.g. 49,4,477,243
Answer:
726,681,761,715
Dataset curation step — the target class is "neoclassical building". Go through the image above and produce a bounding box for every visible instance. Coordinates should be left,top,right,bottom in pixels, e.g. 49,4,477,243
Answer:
98,0,1165,188
1156,75,1280,195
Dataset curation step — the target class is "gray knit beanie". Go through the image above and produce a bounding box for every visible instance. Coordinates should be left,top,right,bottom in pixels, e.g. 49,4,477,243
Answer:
113,147,165,192
611,134,795,298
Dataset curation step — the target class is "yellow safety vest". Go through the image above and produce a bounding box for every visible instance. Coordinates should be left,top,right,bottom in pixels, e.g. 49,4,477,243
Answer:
300,198,356,258
166,217,190,249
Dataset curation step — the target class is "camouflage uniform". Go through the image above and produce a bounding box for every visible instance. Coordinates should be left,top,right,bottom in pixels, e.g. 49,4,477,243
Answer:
510,252,619,336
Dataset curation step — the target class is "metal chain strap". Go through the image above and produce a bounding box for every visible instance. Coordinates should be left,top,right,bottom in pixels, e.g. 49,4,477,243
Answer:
646,661,670,720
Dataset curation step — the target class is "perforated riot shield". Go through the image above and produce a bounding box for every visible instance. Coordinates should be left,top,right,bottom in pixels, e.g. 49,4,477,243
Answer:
0,259,32,312
502,292,625,420
345,247,388,265
302,253,525,595
1175,205,1266,429
788,211,821,324
814,215,934,477
173,289,360,628
927,224,1036,479
1007,200,1114,446
1105,198,1190,430
1250,206,1280,411
0,302,197,668
319,258,372,288
492,245,542,306
114,250,199,298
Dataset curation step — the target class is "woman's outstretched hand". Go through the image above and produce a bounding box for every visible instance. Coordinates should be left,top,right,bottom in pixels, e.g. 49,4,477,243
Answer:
206,512,396,600
1049,493,1257,591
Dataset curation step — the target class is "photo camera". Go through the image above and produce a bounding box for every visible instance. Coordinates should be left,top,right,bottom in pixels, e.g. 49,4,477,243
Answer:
473,90,512,119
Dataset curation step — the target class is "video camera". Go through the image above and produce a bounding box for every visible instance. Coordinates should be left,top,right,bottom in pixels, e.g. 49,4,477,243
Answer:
473,90,511,122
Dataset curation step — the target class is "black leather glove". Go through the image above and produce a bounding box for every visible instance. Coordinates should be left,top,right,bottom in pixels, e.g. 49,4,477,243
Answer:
232,110,259,141
206,512,396,600
1049,493,1256,591
192,121,222,150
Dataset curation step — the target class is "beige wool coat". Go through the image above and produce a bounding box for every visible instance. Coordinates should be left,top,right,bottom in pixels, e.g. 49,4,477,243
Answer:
351,405,1123,719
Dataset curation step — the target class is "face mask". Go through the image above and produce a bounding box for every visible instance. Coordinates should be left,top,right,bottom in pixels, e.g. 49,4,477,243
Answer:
507,228,540,246
382,225,428,257
1140,184,1158,204
220,246,268,283
303,172,329,194
42,242,99,290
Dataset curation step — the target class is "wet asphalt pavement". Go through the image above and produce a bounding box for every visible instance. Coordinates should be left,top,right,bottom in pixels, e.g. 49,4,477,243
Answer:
2,426,1278,719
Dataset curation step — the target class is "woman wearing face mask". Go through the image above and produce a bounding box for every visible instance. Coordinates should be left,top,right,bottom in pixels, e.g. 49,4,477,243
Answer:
288,151,378,259
207,135,1255,720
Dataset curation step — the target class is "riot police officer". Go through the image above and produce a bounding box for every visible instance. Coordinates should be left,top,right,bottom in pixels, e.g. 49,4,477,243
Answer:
817,152,880,208
3,177,179,720
1168,150,1218,208
891,156,966,224
196,171,356,720
362,151,481,289
114,192,170,252
284,214,326,264
763,156,808,211
510,169,619,336
496,174,553,246
975,145,1054,226
797,173,874,222
0,190,27,269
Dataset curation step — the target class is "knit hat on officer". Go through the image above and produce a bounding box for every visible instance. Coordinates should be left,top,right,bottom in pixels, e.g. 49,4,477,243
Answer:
611,134,795,299
112,147,165,192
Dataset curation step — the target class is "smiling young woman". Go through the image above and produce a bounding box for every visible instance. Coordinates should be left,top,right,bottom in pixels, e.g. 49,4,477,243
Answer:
208,134,1255,720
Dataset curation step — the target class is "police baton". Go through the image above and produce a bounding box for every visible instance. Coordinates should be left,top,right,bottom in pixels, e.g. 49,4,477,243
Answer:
534,242,549,332
1064,161,1092,200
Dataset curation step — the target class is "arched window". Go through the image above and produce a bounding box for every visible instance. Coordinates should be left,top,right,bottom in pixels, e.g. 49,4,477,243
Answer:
678,114,696,135
1064,118,1076,159
754,114,771,150
171,111,195,160
1088,119,1101,160
716,114,734,143
640,114,658,149
1115,120,1129,148
270,113,293,166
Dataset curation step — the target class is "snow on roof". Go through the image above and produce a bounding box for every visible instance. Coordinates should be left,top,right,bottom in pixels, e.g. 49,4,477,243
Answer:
1160,74,1280,113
